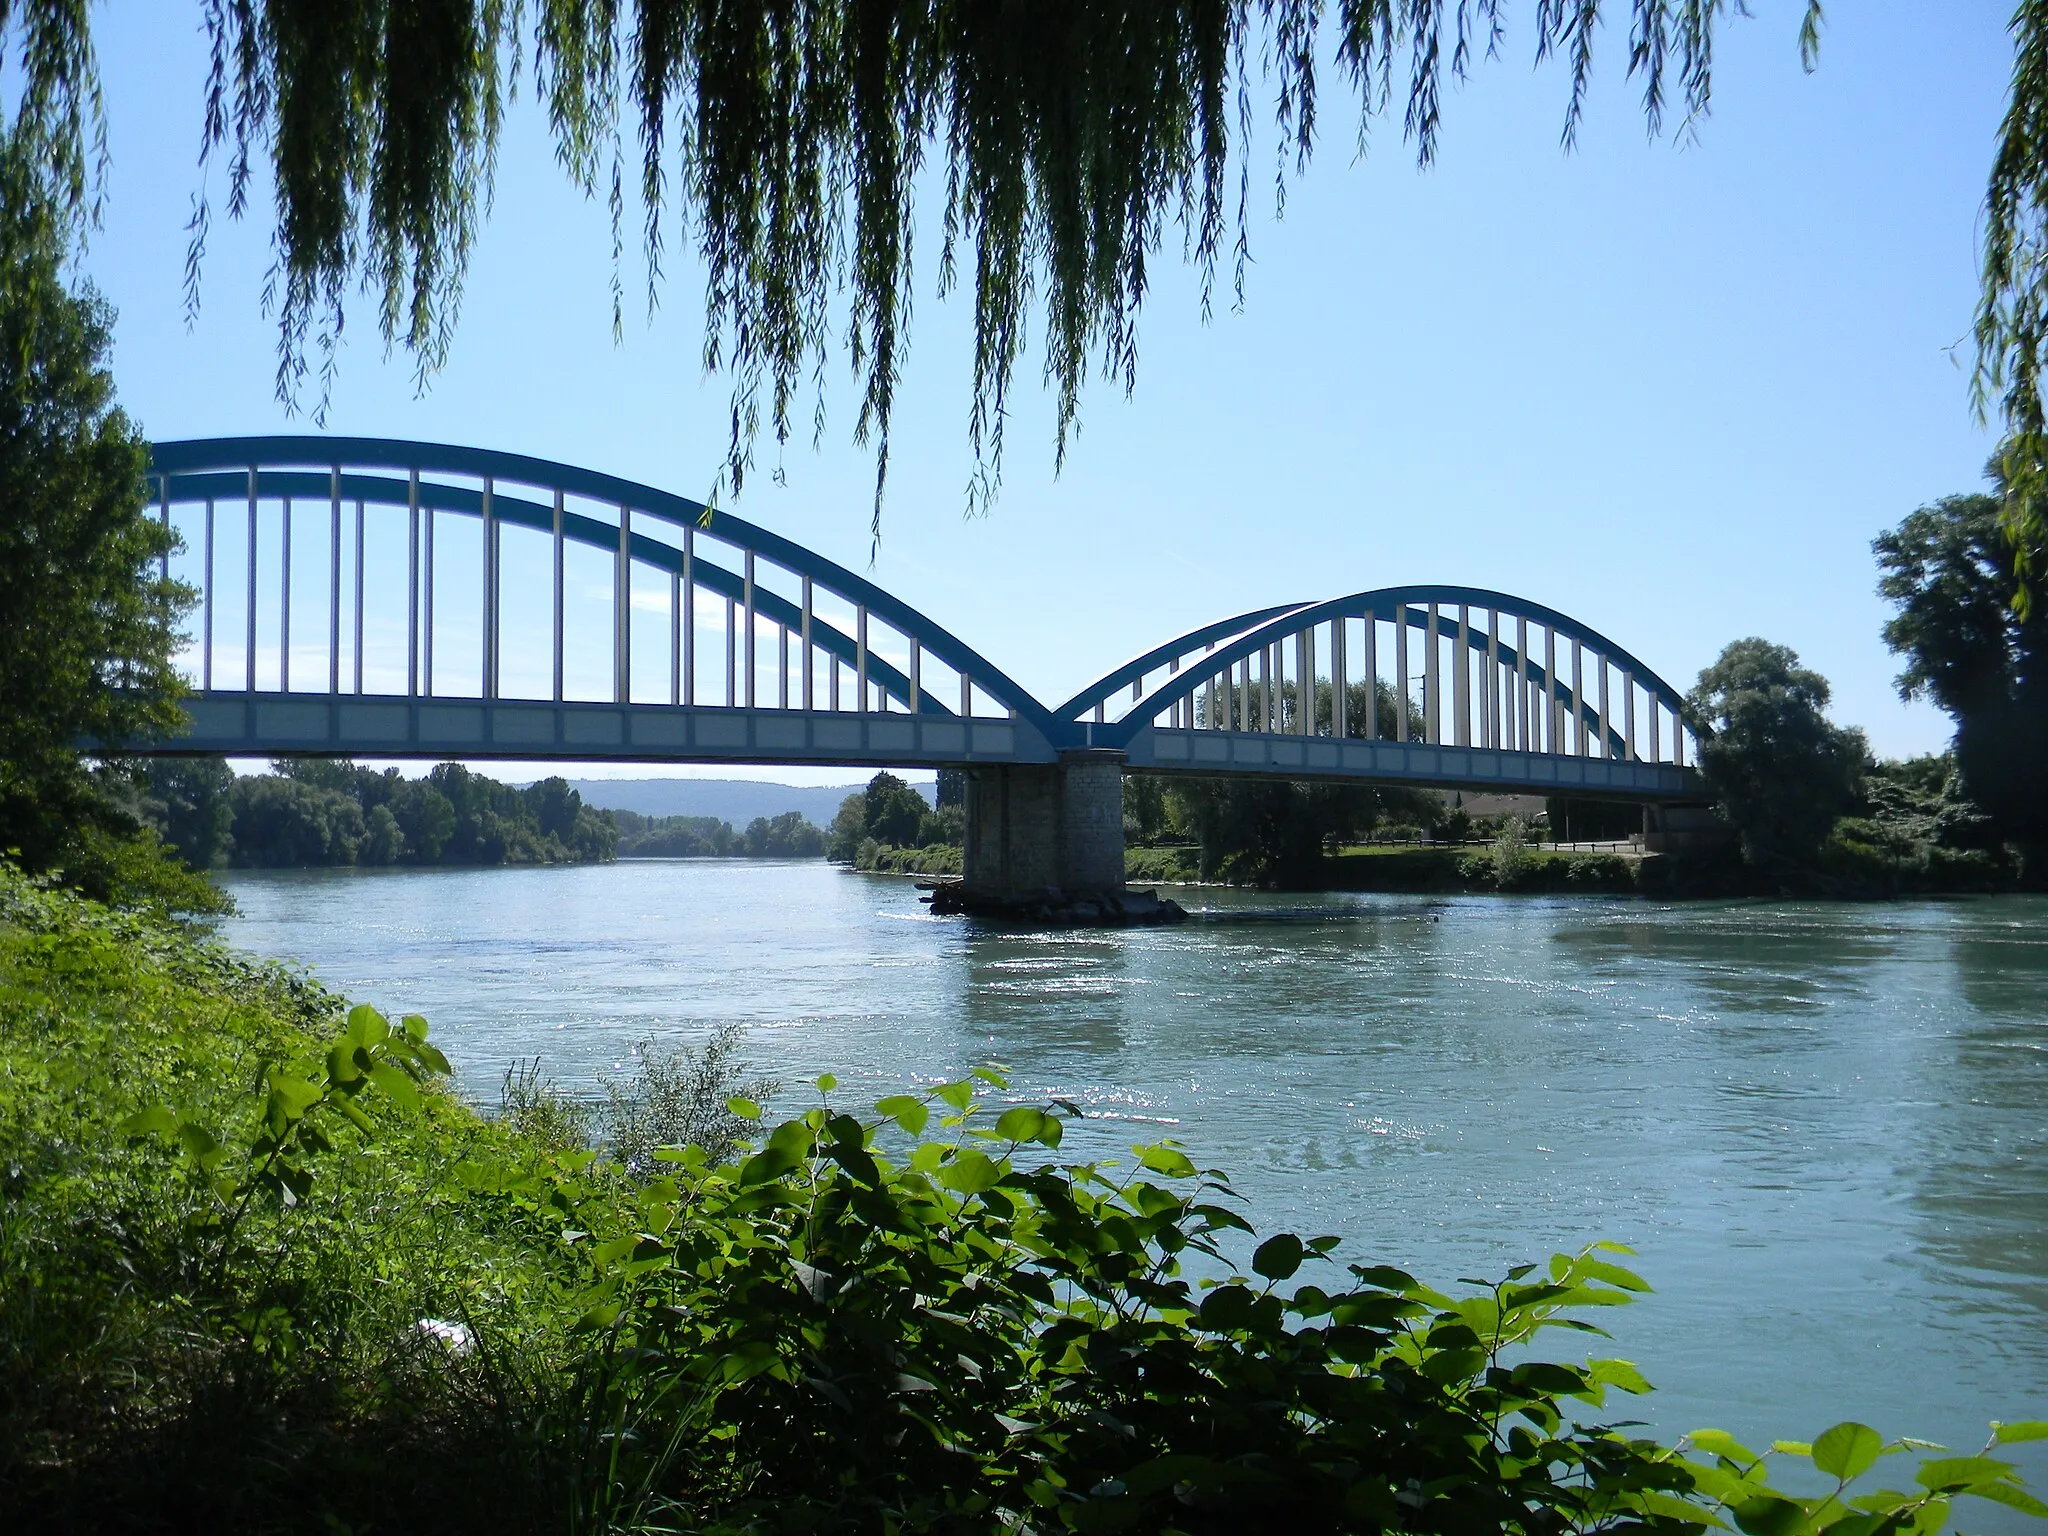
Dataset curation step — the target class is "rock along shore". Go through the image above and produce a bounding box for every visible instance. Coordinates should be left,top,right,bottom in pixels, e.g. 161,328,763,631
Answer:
920,880,1188,927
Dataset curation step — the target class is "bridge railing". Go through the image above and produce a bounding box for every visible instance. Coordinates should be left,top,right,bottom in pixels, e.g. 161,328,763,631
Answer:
1062,585,1701,771
148,438,1059,741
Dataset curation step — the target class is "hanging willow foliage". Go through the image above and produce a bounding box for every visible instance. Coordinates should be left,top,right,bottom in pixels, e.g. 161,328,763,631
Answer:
2,0,1882,541
1980,0,2048,592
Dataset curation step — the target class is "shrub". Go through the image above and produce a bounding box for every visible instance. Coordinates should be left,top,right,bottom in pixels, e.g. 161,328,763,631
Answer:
1461,814,1537,891
599,1025,779,1176
482,1074,2048,1536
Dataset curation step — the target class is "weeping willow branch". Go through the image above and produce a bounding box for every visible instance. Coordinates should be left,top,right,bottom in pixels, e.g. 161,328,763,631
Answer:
1980,0,2048,598
5,1,1829,539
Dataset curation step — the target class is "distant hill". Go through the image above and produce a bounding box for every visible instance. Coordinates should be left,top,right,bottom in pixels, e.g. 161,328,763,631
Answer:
561,777,932,828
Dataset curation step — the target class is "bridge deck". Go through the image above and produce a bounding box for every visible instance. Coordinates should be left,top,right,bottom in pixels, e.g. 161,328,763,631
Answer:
165,691,1699,800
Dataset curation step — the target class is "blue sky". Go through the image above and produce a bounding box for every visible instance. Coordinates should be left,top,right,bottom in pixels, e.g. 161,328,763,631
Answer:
74,4,2015,778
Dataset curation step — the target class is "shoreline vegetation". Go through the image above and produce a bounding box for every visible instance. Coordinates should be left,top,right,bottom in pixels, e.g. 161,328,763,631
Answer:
137,759,844,873
120,753,2042,903
826,764,2038,901
4,863,2042,1535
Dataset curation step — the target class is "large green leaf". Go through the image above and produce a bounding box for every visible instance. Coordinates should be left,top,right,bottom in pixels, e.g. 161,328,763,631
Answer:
1964,1481,2048,1518
995,1105,1054,1144
937,1149,1003,1193
875,1095,929,1135
1812,1422,1885,1481
1251,1233,1304,1281
739,1143,800,1186
1915,1456,2015,1491
1136,1144,1196,1179
367,1062,421,1113
346,1003,388,1047
1730,1492,1810,1536
118,1104,177,1138
1692,1429,1766,1467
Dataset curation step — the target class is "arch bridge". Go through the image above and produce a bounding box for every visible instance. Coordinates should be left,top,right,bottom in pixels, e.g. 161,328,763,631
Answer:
140,438,1706,899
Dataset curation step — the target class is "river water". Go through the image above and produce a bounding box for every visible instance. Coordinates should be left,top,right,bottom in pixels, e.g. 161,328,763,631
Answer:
220,862,2048,1516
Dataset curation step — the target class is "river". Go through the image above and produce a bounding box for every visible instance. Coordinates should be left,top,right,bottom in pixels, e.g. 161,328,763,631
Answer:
219,861,2048,1518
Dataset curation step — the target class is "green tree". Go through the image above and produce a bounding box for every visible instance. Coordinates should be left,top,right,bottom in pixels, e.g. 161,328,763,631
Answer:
141,757,236,869
1123,774,1171,846
825,792,868,864
744,810,826,859
228,776,367,867
913,803,964,850
569,803,620,861
1686,639,1866,875
0,126,219,912
1874,492,2048,846
1169,777,1439,885
387,779,457,864
860,772,928,849
524,776,584,843
361,803,405,865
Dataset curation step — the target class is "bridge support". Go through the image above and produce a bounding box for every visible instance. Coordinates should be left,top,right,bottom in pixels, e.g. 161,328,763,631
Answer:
962,749,1127,899
940,750,1180,923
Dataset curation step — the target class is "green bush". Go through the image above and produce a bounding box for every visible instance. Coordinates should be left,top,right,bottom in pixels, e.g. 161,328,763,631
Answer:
0,865,568,1532
1124,845,1202,883
489,1076,2048,1536
855,841,964,876
4,863,2043,1535
599,1026,779,1176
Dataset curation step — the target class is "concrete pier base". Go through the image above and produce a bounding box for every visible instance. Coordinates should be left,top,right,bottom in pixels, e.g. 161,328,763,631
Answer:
1640,802,1733,855
936,750,1186,925
962,750,1128,900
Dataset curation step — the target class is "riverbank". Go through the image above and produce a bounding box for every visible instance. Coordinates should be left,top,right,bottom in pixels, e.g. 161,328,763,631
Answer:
11,863,2040,1533
1124,840,2032,898
0,867,571,1532
1126,842,1642,892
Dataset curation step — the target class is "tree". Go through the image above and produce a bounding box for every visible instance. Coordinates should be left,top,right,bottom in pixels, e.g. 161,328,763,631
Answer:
387,779,457,864
860,772,928,849
0,125,218,910
744,810,825,859
1874,491,2048,846
227,776,367,867
5,3,1846,532
1124,775,1172,846
1686,639,1865,875
1169,777,1440,885
141,757,236,869
525,776,585,844
825,792,868,864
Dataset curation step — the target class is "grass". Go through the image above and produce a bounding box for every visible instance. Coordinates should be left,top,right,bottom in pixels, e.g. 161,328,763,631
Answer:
0,865,574,1534
854,842,964,876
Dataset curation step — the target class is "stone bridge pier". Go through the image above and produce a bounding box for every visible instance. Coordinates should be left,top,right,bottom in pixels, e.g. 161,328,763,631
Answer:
962,750,1127,900
944,750,1184,922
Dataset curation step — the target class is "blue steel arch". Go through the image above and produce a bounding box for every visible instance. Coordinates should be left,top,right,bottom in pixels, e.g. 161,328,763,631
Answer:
137,436,1702,796
1072,584,1702,754
159,466,942,714
149,437,1061,738
1050,601,1314,722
